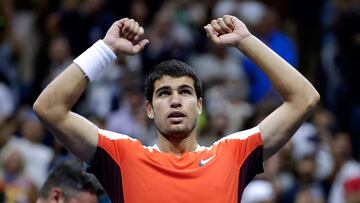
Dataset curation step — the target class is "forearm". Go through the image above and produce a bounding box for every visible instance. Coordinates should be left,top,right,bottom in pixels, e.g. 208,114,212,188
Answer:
237,35,318,103
239,36,320,160
205,15,320,161
32,18,148,162
33,64,87,121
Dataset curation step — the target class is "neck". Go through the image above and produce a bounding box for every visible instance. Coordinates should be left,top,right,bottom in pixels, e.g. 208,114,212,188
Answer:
156,131,198,157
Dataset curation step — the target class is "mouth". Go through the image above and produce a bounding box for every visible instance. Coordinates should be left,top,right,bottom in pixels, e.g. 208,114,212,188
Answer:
168,111,186,123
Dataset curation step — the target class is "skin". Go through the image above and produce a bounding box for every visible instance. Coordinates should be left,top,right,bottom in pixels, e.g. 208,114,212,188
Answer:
33,15,319,162
146,76,202,155
36,188,98,203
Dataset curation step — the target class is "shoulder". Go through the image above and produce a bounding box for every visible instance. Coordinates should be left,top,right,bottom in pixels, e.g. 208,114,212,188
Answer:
215,126,262,145
98,129,137,141
97,129,142,150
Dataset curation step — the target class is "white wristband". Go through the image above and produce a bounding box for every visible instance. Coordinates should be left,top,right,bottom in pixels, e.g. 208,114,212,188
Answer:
73,40,117,82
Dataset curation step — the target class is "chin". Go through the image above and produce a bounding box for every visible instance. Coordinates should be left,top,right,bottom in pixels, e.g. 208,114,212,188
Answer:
155,118,197,139
158,125,191,139
167,128,190,138
167,123,198,138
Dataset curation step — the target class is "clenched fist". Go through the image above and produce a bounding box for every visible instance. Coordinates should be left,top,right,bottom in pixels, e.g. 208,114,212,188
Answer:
204,15,251,47
103,18,149,56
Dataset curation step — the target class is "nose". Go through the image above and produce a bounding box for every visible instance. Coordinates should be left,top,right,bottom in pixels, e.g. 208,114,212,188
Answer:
170,92,182,108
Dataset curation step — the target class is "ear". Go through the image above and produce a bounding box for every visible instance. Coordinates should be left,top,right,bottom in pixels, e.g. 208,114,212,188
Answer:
197,98,203,115
48,187,64,203
145,101,154,119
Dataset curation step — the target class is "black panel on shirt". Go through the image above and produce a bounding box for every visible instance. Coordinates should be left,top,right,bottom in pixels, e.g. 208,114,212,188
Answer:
87,147,124,203
237,146,264,202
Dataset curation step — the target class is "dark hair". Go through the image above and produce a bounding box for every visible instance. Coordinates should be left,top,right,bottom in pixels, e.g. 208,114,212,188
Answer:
144,59,203,102
38,160,103,200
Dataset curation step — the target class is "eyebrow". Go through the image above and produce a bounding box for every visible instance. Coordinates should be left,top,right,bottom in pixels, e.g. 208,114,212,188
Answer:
154,85,194,95
154,86,171,95
178,85,194,91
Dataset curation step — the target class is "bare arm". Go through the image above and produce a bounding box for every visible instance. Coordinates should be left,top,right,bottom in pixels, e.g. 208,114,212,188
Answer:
204,15,320,161
33,18,149,162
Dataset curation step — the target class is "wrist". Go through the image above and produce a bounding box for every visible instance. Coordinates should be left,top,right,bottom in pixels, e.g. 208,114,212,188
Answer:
73,40,117,82
236,34,254,50
102,38,118,55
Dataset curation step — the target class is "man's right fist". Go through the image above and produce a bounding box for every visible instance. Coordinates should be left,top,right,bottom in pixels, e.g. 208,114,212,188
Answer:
103,18,149,56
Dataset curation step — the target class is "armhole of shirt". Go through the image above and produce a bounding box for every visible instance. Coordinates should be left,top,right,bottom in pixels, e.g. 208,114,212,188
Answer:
96,128,138,166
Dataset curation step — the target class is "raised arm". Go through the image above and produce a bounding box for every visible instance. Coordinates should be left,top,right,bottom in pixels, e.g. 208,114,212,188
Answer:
204,15,320,161
33,18,149,162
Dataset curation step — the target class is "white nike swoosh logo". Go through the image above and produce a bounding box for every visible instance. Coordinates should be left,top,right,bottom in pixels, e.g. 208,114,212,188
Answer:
199,155,216,166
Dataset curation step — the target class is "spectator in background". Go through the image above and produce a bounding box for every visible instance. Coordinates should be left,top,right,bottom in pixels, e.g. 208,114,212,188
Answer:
190,43,248,89
328,132,360,203
87,44,143,117
1,0,40,93
343,176,360,203
142,3,193,74
5,107,54,188
214,0,298,104
240,2,298,104
241,179,276,203
280,155,325,203
190,4,253,137
290,108,336,184
129,0,149,26
45,37,72,81
197,111,228,146
0,8,21,108
58,0,114,56
288,0,323,79
0,146,37,203
191,43,252,138
106,76,156,145
36,160,103,203
333,3,360,158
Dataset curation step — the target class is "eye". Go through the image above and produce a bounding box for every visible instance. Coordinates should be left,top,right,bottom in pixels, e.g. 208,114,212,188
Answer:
180,89,192,95
158,90,170,97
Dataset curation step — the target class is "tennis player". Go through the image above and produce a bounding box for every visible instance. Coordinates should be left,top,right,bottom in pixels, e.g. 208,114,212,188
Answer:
34,15,319,202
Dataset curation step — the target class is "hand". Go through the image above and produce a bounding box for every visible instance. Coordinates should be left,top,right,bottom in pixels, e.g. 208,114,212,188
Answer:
103,18,149,56
204,15,251,47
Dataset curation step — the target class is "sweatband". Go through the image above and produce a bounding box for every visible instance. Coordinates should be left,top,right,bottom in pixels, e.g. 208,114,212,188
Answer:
73,40,117,82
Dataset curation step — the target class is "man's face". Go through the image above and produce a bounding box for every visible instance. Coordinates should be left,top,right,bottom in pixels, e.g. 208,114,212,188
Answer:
146,76,202,139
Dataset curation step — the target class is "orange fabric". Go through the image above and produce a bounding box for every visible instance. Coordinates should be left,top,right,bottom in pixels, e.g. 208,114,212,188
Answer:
94,127,263,203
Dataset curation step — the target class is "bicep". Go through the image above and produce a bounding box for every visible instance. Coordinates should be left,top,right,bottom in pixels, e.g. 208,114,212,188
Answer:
34,63,98,162
41,111,98,162
259,102,314,161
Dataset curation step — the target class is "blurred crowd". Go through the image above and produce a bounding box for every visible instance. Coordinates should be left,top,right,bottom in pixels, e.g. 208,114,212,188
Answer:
0,0,360,202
